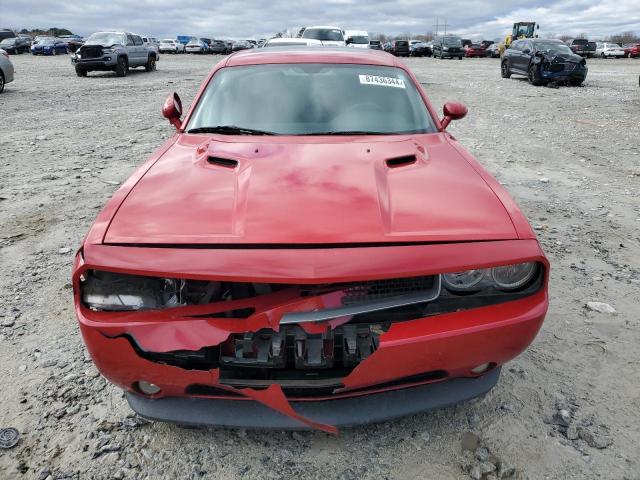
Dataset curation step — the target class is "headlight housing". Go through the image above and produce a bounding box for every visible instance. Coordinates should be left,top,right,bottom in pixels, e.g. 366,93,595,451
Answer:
81,271,184,311
442,262,538,293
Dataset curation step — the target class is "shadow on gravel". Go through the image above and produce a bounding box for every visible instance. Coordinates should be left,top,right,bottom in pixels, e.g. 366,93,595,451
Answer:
85,69,153,79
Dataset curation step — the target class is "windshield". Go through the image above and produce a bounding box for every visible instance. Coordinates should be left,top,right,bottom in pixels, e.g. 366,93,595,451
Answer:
535,41,573,54
443,37,462,46
187,64,436,135
302,28,344,42
349,36,369,44
40,39,56,45
572,39,588,45
86,32,125,45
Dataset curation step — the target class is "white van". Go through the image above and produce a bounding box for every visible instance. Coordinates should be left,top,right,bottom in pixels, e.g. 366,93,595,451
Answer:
345,30,370,49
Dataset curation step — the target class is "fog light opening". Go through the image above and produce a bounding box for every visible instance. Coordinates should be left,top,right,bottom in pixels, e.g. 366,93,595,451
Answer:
137,381,161,395
471,362,493,375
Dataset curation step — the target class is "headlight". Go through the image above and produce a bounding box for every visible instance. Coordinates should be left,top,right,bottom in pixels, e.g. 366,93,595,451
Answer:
76,53,82,59
442,270,484,291
81,270,182,311
491,263,537,289
442,262,538,292
443,47,449,51
80,270,223,312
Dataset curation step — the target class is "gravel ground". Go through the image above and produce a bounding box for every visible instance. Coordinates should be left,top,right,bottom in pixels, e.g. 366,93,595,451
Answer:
0,52,639,480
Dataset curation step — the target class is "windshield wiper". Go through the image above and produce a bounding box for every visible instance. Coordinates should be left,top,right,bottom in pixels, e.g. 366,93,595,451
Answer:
305,130,388,136
187,126,276,135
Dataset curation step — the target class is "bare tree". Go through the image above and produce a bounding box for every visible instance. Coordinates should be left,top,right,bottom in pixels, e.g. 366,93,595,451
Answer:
556,34,572,42
607,31,639,44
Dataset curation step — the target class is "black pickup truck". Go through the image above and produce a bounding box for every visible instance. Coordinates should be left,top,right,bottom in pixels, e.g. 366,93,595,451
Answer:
568,39,596,58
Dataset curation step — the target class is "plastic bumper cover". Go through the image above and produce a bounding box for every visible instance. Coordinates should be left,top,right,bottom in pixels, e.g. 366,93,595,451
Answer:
125,368,501,429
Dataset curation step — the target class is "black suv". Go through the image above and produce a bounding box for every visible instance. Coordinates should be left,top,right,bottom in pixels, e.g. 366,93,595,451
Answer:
433,36,463,59
391,40,410,57
501,38,588,86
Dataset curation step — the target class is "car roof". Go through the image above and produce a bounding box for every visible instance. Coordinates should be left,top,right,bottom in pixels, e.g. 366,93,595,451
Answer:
225,47,399,67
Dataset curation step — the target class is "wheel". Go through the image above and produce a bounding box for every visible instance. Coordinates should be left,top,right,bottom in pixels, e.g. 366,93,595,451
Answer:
570,79,583,86
0,73,4,94
145,55,156,72
501,60,511,78
601,53,605,58
115,56,128,77
458,56,463,60
527,64,543,86
75,66,87,77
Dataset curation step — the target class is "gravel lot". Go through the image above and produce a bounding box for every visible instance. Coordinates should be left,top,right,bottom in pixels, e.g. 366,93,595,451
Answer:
0,52,639,479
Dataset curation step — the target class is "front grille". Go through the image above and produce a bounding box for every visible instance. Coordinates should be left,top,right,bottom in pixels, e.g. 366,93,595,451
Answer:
341,276,436,305
81,46,102,59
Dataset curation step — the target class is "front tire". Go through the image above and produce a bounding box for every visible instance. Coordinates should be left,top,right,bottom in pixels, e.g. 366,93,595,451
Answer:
145,55,156,72
501,60,511,78
570,79,583,86
75,66,87,77
527,64,543,86
0,73,5,94
115,56,128,77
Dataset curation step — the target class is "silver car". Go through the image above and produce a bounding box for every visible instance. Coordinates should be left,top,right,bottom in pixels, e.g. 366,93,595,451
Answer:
0,48,15,93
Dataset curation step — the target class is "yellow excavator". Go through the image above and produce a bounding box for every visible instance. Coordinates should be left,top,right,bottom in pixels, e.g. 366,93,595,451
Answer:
499,22,539,56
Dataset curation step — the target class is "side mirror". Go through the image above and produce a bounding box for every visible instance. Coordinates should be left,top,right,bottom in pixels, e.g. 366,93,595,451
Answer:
162,92,183,130
440,102,468,130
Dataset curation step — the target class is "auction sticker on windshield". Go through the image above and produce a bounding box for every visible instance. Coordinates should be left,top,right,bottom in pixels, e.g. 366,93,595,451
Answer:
359,75,406,88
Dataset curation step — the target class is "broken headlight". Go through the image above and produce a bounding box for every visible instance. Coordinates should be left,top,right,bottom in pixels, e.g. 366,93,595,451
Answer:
81,270,183,311
80,270,228,312
442,262,538,293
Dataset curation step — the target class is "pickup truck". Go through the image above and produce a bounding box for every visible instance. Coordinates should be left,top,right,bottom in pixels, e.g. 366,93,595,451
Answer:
72,31,158,77
568,39,596,58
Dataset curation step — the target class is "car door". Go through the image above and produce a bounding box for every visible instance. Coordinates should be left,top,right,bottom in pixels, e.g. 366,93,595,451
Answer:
126,34,139,65
521,41,534,70
513,41,530,72
132,35,145,65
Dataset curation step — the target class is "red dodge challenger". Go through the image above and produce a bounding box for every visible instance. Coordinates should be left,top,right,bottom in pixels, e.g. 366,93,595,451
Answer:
73,48,549,433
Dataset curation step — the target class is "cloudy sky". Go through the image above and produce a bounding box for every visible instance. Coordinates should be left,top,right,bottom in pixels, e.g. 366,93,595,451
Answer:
2,0,639,40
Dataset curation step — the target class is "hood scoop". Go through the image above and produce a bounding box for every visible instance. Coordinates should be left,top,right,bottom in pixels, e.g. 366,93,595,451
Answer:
207,156,239,169
386,155,417,168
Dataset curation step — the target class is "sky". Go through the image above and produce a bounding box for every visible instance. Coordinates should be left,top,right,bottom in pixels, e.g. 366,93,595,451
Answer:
2,0,639,41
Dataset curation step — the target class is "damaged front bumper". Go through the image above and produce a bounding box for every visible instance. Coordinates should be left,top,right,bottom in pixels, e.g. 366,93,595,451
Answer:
540,61,588,82
73,240,548,432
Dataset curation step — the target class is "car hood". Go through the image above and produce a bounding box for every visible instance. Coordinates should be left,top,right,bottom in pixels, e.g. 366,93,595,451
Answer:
104,134,517,245
539,50,584,63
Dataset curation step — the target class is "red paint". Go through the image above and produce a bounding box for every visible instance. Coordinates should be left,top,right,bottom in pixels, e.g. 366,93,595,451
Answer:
73,48,550,432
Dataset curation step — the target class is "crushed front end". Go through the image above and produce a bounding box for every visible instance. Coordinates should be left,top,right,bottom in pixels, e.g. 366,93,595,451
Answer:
73,240,548,432
536,53,588,83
